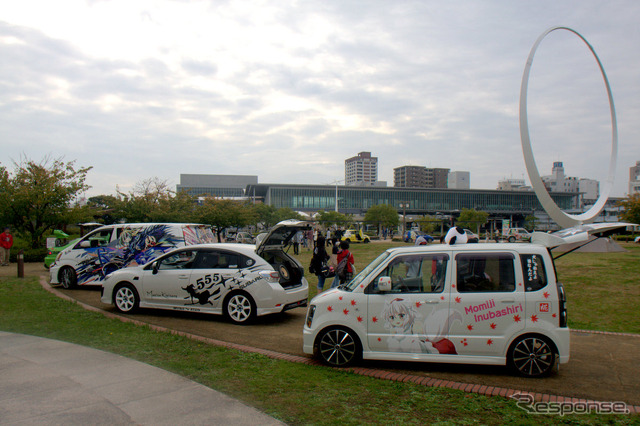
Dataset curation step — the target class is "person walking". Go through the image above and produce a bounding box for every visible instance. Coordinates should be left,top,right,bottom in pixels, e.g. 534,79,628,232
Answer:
0,227,13,266
310,236,330,292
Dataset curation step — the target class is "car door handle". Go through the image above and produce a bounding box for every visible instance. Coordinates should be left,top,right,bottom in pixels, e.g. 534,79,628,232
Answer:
501,299,515,303
423,300,439,304
179,275,189,279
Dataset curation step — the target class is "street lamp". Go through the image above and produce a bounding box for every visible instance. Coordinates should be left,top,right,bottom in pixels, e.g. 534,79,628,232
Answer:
399,202,408,236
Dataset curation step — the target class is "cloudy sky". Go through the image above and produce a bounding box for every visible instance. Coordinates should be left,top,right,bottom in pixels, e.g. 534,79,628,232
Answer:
1,0,638,199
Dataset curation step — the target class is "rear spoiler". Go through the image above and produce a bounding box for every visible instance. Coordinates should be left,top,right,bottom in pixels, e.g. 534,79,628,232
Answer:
531,222,637,255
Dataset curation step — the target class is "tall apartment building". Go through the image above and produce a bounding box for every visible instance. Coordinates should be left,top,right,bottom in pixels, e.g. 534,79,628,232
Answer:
345,152,378,186
448,171,470,189
393,165,450,188
630,161,640,195
394,166,428,188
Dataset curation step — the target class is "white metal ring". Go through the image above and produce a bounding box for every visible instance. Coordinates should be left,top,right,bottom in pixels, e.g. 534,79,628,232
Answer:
519,26,617,228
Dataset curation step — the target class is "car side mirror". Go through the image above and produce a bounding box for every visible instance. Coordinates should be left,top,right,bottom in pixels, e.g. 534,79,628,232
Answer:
80,240,91,248
152,261,159,275
377,276,392,292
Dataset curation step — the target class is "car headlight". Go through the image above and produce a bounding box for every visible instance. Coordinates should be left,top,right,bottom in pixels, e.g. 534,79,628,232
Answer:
306,305,316,328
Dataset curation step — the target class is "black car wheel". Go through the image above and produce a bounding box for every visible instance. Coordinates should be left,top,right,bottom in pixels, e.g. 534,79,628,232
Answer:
114,284,140,313
508,335,557,377
59,267,77,289
317,327,361,367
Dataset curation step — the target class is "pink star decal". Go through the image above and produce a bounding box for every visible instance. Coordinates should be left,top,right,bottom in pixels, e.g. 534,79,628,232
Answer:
327,306,333,312
531,314,538,323
514,315,521,322
490,323,497,330
487,339,493,346
543,291,550,299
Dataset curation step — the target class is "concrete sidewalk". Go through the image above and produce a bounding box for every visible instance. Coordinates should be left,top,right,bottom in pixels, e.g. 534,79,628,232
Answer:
0,332,284,425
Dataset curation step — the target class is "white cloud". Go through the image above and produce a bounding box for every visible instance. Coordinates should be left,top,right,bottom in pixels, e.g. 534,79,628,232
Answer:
0,0,638,199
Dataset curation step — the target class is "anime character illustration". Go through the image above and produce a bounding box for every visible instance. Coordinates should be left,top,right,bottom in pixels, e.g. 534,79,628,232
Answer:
381,298,461,355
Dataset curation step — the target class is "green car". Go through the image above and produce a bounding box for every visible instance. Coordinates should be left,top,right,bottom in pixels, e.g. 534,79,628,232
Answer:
44,230,75,269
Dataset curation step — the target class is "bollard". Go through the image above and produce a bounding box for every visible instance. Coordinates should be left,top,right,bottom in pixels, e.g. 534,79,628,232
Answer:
17,249,24,278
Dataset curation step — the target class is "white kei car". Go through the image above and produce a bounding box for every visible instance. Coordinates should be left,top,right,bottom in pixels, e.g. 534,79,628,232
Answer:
101,220,310,324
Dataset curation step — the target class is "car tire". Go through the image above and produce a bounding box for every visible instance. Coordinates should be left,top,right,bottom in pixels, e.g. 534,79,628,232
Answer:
364,238,370,244
508,236,516,243
59,266,77,289
508,335,557,377
345,238,351,243
114,284,140,314
224,292,256,325
316,327,361,367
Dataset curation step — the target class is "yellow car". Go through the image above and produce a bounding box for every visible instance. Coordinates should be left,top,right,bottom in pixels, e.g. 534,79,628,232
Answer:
340,229,370,243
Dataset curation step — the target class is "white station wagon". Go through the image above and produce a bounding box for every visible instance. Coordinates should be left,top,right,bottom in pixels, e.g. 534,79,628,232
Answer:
303,241,570,377
101,220,310,324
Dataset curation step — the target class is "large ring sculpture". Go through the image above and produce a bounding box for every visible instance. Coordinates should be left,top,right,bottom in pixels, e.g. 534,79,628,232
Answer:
519,26,618,228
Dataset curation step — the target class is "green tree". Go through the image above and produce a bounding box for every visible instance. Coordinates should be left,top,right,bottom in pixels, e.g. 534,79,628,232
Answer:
618,194,640,224
315,210,351,228
416,215,439,234
364,204,399,235
524,215,538,231
0,157,92,248
456,208,488,233
196,199,255,241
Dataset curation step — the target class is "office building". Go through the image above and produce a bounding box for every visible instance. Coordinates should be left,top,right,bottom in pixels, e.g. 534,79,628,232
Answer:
448,171,470,189
630,161,640,195
176,174,258,197
345,152,378,186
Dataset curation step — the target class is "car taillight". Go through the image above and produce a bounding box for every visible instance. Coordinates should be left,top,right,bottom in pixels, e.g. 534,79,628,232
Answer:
260,271,280,283
557,282,568,328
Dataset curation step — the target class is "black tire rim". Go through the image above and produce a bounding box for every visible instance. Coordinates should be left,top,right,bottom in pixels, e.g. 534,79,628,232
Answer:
318,328,357,366
512,337,554,376
115,286,137,312
61,268,74,289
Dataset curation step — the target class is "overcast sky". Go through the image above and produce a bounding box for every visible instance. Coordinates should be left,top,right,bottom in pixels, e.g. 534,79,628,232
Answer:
1,0,638,199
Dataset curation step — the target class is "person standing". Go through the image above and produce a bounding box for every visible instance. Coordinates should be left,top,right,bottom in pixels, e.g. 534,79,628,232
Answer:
310,236,330,292
0,227,13,266
336,240,355,285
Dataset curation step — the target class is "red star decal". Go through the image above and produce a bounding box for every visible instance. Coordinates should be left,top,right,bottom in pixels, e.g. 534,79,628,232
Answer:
461,338,468,346
338,296,343,301
360,284,364,288
357,316,363,322
440,296,445,300
487,339,493,346
343,308,349,315
531,314,538,323
552,313,557,318
372,316,378,323
377,337,382,342
350,299,357,306
543,291,550,299
327,306,333,312
455,297,461,303
452,284,456,289
518,282,523,287
490,323,497,329
467,324,473,331
514,314,521,322
415,301,422,308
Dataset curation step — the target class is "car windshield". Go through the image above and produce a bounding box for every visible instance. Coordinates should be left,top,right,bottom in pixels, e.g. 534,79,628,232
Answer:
343,251,391,292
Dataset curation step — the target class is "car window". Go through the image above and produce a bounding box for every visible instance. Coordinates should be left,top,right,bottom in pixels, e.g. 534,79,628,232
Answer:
192,250,254,269
520,254,548,292
456,253,515,293
369,253,449,294
75,228,113,248
158,250,197,270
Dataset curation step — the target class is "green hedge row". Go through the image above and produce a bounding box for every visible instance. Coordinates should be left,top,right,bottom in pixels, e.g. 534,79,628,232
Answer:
8,248,48,263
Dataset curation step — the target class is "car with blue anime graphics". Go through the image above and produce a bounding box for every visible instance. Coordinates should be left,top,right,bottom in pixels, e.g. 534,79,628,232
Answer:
101,220,310,324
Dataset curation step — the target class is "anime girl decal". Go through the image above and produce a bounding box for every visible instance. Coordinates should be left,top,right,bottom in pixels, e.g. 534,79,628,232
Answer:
381,298,461,355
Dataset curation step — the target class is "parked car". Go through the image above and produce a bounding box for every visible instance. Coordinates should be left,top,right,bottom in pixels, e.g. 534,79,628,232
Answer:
44,230,74,269
303,241,569,377
101,220,311,324
404,230,434,244
50,223,216,288
504,228,532,243
464,229,479,243
341,229,370,243
234,231,255,244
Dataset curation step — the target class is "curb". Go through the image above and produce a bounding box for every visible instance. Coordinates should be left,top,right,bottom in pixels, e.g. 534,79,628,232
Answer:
39,276,640,415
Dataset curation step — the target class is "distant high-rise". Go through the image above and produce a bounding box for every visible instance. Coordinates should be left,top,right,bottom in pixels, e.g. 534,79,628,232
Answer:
345,152,378,186
448,171,470,189
393,165,450,188
630,161,640,195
